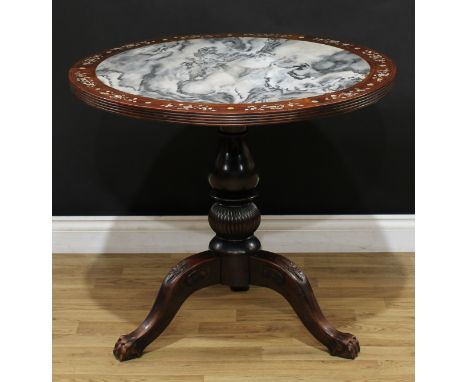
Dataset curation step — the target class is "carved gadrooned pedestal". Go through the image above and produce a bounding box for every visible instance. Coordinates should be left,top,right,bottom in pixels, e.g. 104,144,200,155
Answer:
68,33,396,362
208,126,261,291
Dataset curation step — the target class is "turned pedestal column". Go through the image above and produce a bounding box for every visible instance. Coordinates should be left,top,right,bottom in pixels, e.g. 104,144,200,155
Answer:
208,126,261,291
112,126,360,361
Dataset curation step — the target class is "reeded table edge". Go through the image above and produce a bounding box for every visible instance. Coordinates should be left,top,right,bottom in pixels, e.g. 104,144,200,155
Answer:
68,33,397,126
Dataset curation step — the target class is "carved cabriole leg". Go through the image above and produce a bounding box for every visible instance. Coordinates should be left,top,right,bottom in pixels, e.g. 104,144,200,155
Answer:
113,251,220,361
250,250,360,359
208,126,261,291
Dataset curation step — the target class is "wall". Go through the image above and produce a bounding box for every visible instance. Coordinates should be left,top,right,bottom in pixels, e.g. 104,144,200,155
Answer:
53,0,414,216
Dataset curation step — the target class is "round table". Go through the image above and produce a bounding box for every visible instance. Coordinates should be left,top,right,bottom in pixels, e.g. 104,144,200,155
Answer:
69,33,396,362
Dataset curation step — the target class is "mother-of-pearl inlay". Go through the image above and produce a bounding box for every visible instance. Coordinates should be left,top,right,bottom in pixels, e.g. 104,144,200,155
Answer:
96,37,370,104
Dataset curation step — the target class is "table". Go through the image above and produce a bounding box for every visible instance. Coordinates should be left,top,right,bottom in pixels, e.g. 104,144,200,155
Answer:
68,33,396,362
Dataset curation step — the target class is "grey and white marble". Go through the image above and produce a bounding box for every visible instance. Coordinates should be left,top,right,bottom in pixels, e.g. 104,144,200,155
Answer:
96,37,370,104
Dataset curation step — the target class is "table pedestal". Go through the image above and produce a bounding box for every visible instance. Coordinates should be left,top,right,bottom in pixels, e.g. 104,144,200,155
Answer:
113,126,360,361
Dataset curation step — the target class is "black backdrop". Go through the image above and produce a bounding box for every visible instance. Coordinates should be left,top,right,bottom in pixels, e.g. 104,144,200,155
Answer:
53,0,414,216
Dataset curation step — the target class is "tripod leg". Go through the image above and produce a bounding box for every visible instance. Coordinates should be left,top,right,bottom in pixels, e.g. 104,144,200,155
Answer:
250,250,360,359
113,251,220,361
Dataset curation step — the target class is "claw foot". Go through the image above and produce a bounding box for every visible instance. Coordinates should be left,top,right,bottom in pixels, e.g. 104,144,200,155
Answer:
113,335,143,362
328,332,360,359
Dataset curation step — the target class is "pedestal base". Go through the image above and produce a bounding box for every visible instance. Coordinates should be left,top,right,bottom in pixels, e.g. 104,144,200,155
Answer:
113,250,360,361
113,126,359,361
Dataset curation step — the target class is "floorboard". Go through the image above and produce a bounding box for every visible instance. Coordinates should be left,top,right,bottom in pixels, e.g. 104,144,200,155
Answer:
53,252,414,382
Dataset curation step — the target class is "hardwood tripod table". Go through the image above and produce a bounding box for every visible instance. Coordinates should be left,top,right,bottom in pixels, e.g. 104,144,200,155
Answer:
68,33,396,361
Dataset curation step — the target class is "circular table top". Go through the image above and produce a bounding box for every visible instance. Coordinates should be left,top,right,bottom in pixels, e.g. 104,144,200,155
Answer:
69,33,396,126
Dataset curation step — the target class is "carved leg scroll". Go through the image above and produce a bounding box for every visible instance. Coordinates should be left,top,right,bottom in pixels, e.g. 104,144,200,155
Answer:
113,251,220,361
250,250,360,359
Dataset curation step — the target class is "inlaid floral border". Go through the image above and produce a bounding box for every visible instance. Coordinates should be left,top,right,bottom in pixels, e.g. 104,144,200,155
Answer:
69,33,396,115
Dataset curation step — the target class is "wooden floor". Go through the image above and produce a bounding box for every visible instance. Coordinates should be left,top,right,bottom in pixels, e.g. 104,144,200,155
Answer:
53,252,414,382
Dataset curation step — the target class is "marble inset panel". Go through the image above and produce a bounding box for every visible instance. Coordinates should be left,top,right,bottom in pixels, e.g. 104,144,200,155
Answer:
96,37,370,104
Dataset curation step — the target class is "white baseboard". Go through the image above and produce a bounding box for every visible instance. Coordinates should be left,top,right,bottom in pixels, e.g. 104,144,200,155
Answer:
52,215,414,253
